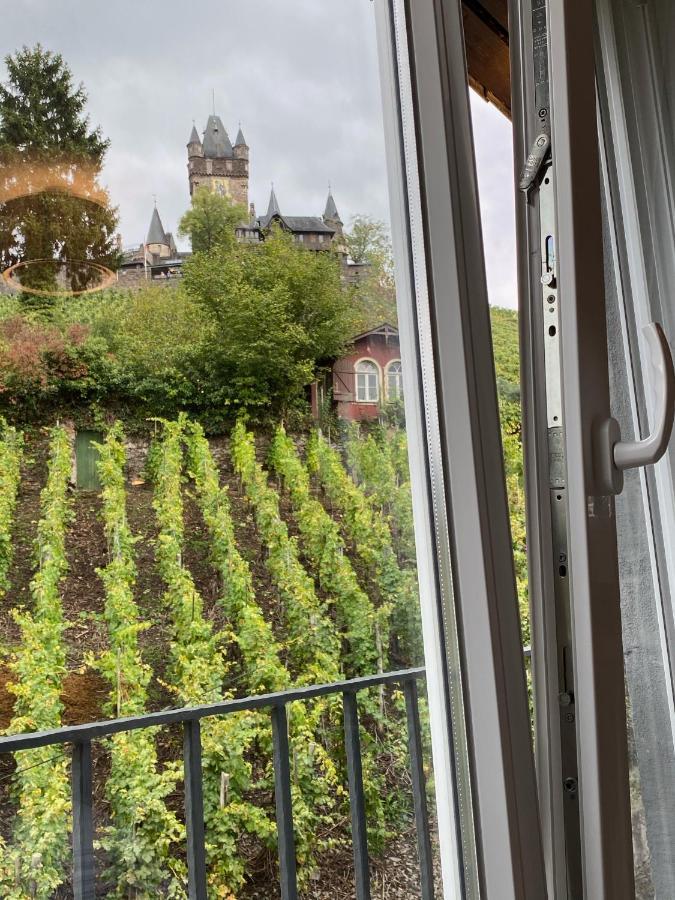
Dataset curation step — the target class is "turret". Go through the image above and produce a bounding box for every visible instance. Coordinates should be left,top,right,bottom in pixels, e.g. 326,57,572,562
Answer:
187,124,203,159
234,125,249,161
323,188,343,232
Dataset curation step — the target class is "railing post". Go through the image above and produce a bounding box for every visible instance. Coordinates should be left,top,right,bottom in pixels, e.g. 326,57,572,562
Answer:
183,720,207,900
71,740,95,899
271,703,298,900
404,679,435,900
343,691,371,900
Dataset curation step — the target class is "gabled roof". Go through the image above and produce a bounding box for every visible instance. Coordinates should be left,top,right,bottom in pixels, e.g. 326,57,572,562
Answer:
351,322,399,342
146,206,168,245
235,126,247,146
202,115,233,158
323,190,341,223
188,124,201,145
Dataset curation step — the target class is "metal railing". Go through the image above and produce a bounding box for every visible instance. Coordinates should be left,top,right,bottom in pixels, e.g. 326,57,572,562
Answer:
0,667,432,900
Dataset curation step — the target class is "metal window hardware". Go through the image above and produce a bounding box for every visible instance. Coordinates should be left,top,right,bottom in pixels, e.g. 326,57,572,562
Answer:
596,323,675,494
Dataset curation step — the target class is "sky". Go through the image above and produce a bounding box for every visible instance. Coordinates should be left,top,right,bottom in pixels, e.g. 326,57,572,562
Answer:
3,0,517,309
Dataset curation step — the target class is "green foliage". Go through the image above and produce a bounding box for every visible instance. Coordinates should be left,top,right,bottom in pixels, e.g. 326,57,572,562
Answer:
1,426,72,898
268,425,383,677
346,216,398,332
178,189,247,253
185,422,343,879
183,228,356,417
344,425,416,568
93,423,183,896
0,45,119,301
231,420,341,683
0,423,23,593
152,417,277,895
307,431,422,665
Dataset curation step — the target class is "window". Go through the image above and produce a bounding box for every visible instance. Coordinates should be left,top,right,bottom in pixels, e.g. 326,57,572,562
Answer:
386,360,403,399
355,359,379,402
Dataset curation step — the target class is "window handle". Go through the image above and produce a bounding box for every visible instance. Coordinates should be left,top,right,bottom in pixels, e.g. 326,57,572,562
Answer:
597,323,675,494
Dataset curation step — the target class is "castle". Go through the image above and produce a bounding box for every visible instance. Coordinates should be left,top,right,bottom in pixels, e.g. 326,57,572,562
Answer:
119,113,353,283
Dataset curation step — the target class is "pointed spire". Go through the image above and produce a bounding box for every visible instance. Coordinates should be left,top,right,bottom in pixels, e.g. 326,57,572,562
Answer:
188,123,201,145
323,187,341,224
266,184,281,220
202,115,233,158
235,123,247,147
146,205,167,246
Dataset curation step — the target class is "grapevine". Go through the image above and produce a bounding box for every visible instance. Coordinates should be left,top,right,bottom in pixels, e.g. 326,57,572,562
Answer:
0,424,23,595
152,417,276,895
94,422,183,896
1,426,73,899
307,431,423,664
345,425,415,567
269,425,385,678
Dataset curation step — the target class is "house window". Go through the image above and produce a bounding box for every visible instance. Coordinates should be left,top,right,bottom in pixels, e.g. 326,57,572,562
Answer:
386,360,403,399
355,359,379,402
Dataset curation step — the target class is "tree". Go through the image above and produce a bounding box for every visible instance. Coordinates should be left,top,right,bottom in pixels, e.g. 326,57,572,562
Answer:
183,227,358,415
0,45,119,305
178,189,246,253
346,216,398,331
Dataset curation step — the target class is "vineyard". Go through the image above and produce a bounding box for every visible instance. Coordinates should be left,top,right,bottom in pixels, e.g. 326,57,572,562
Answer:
0,418,429,899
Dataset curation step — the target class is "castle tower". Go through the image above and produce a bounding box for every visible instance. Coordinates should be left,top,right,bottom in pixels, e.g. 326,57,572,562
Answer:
146,204,171,259
323,189,347,257
187,115,249,207
234,125,249,161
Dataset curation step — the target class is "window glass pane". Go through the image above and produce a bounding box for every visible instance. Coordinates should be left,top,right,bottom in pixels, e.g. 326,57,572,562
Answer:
0,3,448,896
0,0,537,896
597,2,675,894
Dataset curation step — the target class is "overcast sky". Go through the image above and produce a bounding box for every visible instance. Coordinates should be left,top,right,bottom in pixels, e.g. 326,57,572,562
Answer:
3,0,517,308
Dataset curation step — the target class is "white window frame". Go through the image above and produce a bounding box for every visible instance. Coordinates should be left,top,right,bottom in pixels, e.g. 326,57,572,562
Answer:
354,358,381,403
385,358,403,399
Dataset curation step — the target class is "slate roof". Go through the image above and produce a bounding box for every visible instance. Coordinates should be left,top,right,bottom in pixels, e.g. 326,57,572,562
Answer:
235,126,247,146
281,216,335,234
202,115,234,158
146,207,167,245
323,190,341,223
188,124,201,145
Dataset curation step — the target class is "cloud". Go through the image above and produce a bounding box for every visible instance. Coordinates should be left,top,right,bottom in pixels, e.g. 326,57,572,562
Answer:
2,1,516,307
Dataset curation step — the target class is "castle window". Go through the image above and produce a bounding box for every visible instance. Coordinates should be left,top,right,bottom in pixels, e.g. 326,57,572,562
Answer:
226,160,232,172
386,360,403,400
355,359,380,403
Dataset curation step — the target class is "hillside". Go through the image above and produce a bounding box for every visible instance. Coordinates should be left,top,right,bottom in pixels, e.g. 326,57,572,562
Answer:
0,420,436,899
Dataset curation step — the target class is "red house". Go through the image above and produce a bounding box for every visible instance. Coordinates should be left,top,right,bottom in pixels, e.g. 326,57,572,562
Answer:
311,323,403,422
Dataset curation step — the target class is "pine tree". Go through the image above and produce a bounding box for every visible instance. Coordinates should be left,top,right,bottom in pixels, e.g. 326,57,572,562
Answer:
0,45,119,304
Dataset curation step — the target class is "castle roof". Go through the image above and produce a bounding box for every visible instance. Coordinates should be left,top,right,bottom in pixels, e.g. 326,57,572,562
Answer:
281,216,335,234
146,206,168,245
323,190,342,224
235,126,247,147
188,124,201,146
202,115,234,158
261,186,281,226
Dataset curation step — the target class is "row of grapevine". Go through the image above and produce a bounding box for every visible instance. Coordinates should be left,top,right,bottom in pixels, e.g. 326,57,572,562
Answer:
94,423,182,896
185,422,344,881
307,431,423,664
230,420,341,684
231,422,399,856
152,418,275,895
268,425,386,678
1,427,73,899
0,425,23,595
344,426,415,567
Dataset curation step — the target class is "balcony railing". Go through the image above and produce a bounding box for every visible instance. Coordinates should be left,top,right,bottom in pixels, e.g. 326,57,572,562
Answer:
0,667,432,900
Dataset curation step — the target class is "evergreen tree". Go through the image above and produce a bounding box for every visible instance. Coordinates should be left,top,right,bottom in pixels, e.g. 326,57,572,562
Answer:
0,45,119,305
